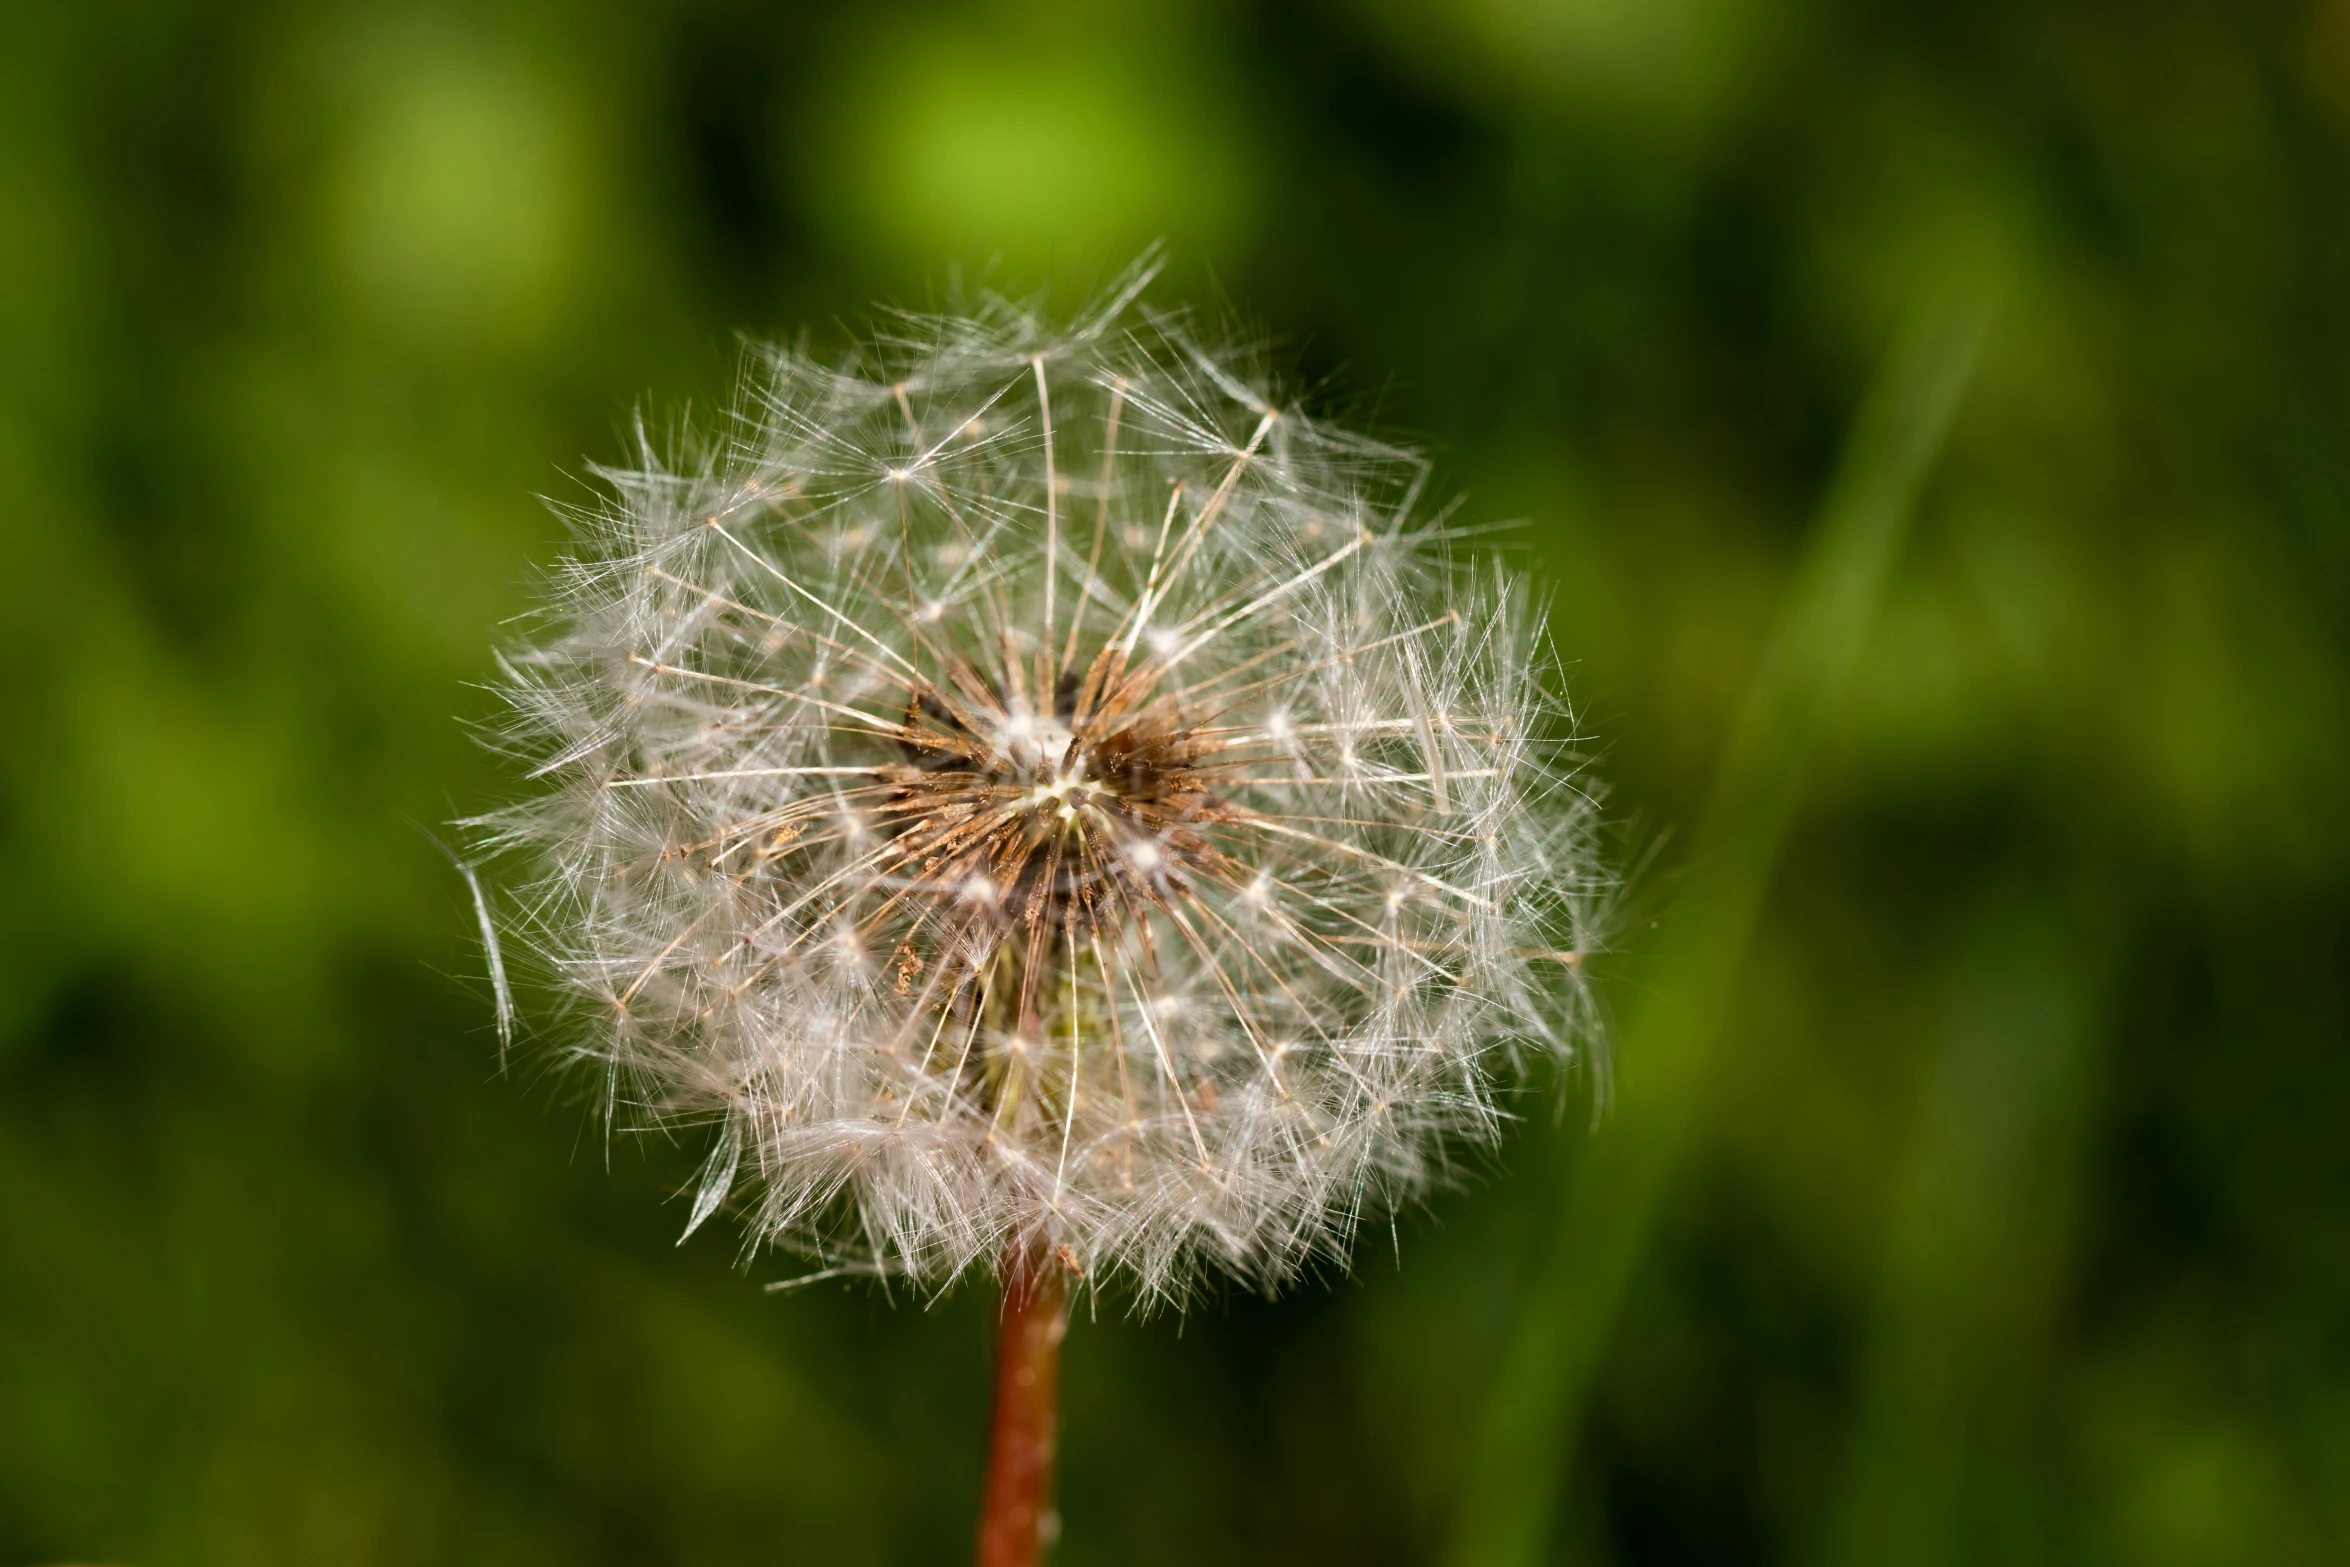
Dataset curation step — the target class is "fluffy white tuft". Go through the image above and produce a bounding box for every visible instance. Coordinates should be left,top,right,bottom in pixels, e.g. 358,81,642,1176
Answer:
475,268,1607,1305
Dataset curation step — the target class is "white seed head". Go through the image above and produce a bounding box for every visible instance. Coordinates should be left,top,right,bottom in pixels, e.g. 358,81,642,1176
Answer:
477,268,1608,1305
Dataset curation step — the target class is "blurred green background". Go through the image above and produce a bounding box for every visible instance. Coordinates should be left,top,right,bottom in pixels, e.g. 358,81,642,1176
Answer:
4,0,2347,1562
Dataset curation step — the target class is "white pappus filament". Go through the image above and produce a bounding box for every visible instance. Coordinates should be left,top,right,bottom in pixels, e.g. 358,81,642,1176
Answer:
477,267,1608,1304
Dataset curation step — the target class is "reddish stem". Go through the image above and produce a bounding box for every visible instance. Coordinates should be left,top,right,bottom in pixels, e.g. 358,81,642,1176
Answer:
973,1249,1070,1567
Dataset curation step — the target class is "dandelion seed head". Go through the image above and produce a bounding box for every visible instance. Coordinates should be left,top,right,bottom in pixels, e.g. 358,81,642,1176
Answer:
476,264,1609,1305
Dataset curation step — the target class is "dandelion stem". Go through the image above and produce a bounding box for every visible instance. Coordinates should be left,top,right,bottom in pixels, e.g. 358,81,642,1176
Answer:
974,1244,1070,1567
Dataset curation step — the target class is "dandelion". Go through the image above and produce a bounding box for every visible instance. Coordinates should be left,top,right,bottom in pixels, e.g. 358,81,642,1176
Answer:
474,259,1606,1565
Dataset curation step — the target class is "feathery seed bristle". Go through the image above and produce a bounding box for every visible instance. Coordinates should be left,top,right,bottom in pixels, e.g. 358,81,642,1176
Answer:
475,261,1608,1304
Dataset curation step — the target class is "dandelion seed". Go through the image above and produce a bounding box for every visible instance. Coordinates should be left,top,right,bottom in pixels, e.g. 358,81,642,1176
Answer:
473,264,1608,1312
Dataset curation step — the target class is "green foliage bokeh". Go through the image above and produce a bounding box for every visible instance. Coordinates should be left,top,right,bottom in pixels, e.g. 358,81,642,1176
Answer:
3,1,2346,1562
